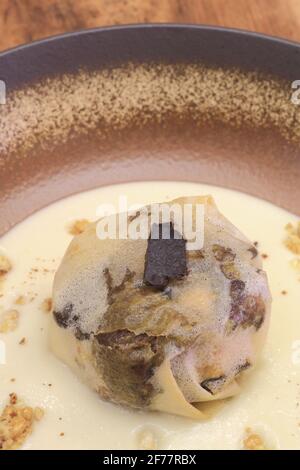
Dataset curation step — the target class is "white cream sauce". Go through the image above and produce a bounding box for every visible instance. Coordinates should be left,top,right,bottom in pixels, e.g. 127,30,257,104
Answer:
0,182,299,450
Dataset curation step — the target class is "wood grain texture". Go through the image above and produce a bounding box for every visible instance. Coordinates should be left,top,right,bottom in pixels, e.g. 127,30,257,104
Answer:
0,0,300,52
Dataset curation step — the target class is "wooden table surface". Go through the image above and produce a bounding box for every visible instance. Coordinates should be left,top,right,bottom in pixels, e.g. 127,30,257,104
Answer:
1,0,300,52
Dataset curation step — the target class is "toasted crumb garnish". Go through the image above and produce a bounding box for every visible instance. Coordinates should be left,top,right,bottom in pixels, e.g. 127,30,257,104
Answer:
243,428,267,450
59,432,65,437
33,407,44,421
0,395,44,450
40,297,52,313
284,222,300,255
21,407,33,421
18,337,26,345
9,393,18,405
290,258,300,271
137,430,158,450
0,255,12,277
0,310,19,333
285,238,300,255
261,253,268,259
68,219,90,236
15,295,27,305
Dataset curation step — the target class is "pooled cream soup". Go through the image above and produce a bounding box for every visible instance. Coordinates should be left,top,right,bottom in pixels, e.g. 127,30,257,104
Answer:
0,182,299,450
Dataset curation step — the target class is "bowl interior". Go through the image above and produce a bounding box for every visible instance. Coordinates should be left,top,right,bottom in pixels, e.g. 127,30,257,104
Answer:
1,26,300,236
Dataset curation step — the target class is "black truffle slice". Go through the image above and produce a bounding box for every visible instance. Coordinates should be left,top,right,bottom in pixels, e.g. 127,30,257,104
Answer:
143,222,187,290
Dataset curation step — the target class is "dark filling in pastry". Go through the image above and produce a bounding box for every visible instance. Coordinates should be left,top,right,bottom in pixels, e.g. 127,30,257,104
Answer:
248,246,258,259
212,245,265,333
53,303,74,328
200,375,227,395
53,303,90,340
94,329,166,408
200,360,251,395
228,277,265,333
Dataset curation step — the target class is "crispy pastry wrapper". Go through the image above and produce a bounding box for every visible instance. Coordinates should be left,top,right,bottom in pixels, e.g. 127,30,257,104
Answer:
50,196,271,418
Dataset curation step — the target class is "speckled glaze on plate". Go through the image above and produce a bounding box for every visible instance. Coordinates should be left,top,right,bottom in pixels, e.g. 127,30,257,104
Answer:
0,24,300,235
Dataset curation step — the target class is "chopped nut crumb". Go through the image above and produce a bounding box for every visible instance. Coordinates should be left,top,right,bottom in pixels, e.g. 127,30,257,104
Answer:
261,253,268,259
68,219,90,236
34,407,44,421
15,295,27,305
0,310,19,333
243,428,267,450
10,378,15,383
22,407,33,421
9,393,18,405
0,254,12,277
59,432,65,437
284,221,300,255
40,297,52,313
281,290,288,295
290,258,300,271
0,395,44,450
137,430,158,450
19,337,26,345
